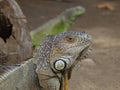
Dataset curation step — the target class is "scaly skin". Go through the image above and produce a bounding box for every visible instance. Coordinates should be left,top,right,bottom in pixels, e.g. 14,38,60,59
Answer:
34,31,92,90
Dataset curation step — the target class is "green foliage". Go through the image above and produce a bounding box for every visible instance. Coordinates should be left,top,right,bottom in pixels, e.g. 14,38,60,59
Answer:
30,6,85,47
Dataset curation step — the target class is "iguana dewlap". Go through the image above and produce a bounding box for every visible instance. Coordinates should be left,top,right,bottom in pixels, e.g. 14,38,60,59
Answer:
34,31,92,90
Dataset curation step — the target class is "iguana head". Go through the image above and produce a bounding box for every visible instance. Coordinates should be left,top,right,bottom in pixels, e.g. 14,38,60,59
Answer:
63,6,85,22
35,31,92,90
50,31,92,72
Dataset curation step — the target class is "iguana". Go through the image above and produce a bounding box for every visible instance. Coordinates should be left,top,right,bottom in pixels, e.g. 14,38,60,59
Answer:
34,31,92,90
0,31,92,90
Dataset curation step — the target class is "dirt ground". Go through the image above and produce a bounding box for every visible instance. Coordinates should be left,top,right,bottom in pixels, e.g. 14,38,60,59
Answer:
16,0,120,90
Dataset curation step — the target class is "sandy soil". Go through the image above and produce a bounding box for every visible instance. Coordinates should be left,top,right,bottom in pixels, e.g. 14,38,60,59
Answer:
16,0,120,90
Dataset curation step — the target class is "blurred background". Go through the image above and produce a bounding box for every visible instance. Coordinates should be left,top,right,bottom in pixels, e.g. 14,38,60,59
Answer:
16,0,120,90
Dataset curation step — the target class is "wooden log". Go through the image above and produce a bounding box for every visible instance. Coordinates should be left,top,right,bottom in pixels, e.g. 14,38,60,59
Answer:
0,0,33,65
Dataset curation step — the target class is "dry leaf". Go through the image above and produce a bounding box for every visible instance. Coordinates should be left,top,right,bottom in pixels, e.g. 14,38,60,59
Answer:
97,3,115,11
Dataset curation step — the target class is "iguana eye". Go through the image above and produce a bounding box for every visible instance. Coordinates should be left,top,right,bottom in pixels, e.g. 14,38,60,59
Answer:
53,59,67,71
65,35,76,43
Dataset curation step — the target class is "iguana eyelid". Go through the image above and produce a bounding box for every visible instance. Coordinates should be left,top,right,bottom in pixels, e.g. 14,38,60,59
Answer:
65,35,76,43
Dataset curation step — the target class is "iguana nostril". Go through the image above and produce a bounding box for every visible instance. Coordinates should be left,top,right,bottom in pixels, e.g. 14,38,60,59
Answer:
86,34,92,41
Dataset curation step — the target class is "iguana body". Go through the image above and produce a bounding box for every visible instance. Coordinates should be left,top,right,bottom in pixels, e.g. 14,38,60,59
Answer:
34,31,92,90
0,59,40,90
0,31,92,90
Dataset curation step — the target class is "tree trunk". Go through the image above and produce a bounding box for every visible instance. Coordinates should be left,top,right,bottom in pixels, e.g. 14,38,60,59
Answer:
0,0,33,65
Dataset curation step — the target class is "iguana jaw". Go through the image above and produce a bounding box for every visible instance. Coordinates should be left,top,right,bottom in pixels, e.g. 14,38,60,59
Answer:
77,45,92,60
66,43,91,55
62,46,91,90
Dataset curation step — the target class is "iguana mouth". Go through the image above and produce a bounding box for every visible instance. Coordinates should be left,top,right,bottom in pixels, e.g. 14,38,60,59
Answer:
65,42,91,56
58,46,92,90
77,46,92,61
